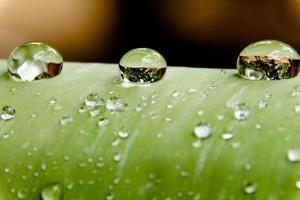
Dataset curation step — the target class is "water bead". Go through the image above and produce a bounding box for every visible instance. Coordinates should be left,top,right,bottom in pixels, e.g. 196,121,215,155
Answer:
119,48,167,83
7,42,63,81
237,40,299,80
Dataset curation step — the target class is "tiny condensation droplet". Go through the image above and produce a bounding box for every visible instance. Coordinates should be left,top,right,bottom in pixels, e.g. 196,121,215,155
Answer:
244,182,257,194
60,116,73,126
287,148,300,162
119,48,167,83
40,183,63,200
7,42,63,81
187,87,197,93
237,40,299,80
194,123,212,139
192,140,202,149
0,106,16,120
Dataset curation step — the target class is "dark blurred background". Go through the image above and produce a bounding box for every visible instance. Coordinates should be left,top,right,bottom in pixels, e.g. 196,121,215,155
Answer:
0,0,299,68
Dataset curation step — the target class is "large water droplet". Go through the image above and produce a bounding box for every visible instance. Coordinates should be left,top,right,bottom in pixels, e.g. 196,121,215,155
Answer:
194,123,212,139
237,40,299,80
0,106,16,120
119,48,167,83
7,42,63,81
40,183,63,200
287,148,300,162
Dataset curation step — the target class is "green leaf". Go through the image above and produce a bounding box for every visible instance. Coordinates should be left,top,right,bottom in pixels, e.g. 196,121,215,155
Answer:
1,60,300,199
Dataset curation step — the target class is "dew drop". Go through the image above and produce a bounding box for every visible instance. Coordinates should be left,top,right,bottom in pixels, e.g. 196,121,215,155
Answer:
287,148,300,162
7,42,63,81
237,40,299,80
59,116,73,126
194,123,212,139
4,167,11,173
0,106,16,120
119,48,167,83
40,183,63,200
2,132,10,139
244,182,257,194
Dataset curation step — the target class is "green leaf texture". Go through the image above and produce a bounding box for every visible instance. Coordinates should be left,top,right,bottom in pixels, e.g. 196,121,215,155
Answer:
1,60,300,199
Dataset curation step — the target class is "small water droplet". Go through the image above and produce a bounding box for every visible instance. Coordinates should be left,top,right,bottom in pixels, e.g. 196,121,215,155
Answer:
113,153,122,162
265,93,272,98
118,130,129,138
165,117,172,122
85,93,105,107
78,104,90,114
106,97,128,111
194,123,212,139
4,167,11,173
232,142,241,149
49,97,57,105
89,109,101,117
135,104,143,112
31,113,37,118
172,90,180,97
197,110,204,116
287,148,300,162
295,104,300,112
234,108,250,121
2,132,10,139
1,106,16,120
244,182,257,194
255,123,262,130
40,183,63,200
167,104,174,109
258,100,268,109
296,180,300,189
59,116,73,125
187,88,197,93
112,139,121,147
222,133,234,140
98,117,110,127
105,193,115,200
217,114,224,121
16,190,26,199
192,140,202,149
40,163,47,171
